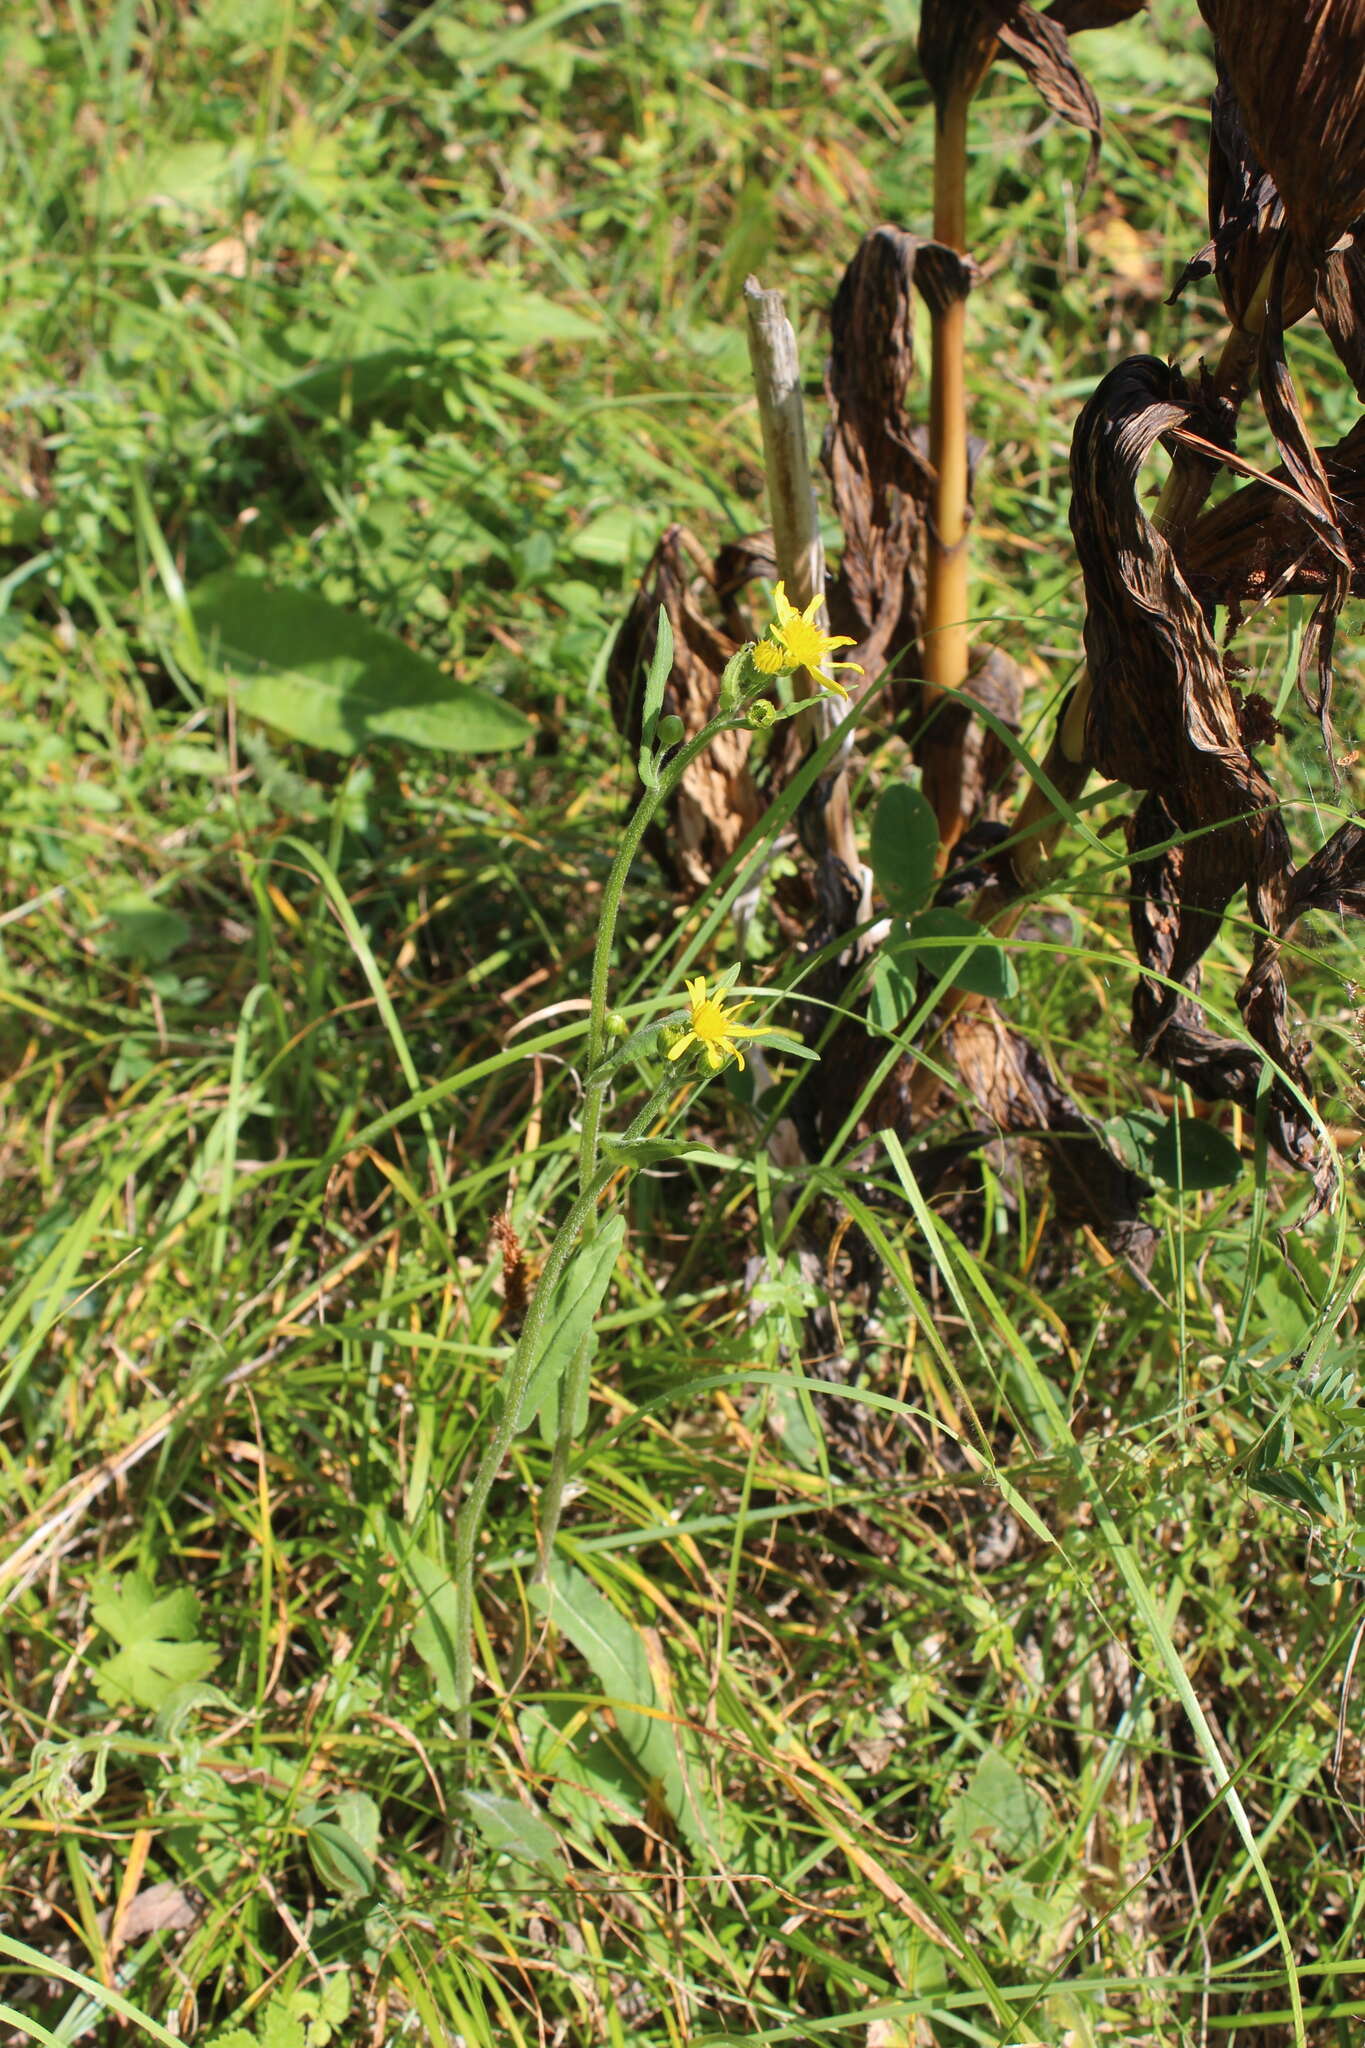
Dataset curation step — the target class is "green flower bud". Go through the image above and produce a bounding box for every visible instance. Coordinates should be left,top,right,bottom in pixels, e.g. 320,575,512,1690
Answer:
605,1009,630,1039
656,713,685,748
746,696,778,730
717,648,751,711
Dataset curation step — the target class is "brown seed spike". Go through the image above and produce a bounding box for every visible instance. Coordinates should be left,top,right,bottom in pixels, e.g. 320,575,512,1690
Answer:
1199,0,1365,256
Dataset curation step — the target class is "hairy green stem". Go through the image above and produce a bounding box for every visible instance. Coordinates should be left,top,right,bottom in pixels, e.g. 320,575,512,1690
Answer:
579,720,727,1168
452,1157,617,1747
453,705,750,1755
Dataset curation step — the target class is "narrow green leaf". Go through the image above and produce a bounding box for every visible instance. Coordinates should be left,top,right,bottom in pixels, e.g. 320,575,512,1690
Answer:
400,1541,460,1710
600,1137,740,1168
639,603,673,764
518,1214,625,1442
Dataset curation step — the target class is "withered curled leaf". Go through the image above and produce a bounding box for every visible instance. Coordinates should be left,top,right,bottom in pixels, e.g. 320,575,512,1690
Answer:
605,525,761,895
947,1006,1157,1265
1286,822,1365,923
822,228,933,685
1198,0,1365,256
1256,241,1353,721
1168,66,1315,336
822,229,1020,820
1045,0,1147,24
822,227,965,687
918,0,1101,163
1314,234,1365,399
1180,417,1365,606
1069,356,1334,1190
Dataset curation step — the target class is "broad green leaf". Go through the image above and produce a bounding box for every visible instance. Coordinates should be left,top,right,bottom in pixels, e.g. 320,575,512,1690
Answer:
1149,1114,1243,1191
187,574,531,756
259,2012,306,2048
304,1795,378,1897
529,1560,709,1847
517,1214,625,1443
90,1573,218,1711
903,907,1018,999
269,270,601,413
463,1787,565,1873
400,1542,461,1710
101,893,190,965
519,1701,647,1845
569,506,651,566
945,1749,1049,1863
1104,1110,1242,1191
869,784,939,916
105,139,249,218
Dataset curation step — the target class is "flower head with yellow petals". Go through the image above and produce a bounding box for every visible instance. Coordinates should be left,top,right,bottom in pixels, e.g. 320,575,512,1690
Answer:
752,582,863,698
666,976,767,1073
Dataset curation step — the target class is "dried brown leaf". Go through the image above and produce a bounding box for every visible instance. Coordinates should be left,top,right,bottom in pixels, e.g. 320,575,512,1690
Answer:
1286,822,1365,923
1168,67,1315,332
1046,0,1147,24
605,525,761,894
1181,417,1365,605
917,644,1025,827
1314,234,1365,397
822,227,938,685
822,230,1019,825
1069,356,1334,1186
919,0,1101,163
1257,245,1353,720
1199,0,1365,254
947,1006,1156,1263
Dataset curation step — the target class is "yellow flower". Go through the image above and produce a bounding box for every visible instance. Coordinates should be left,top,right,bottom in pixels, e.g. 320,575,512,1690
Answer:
666,975,767,1073
754,582,864,697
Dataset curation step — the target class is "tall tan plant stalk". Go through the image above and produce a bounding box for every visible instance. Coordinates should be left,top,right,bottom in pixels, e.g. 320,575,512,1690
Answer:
923,76,973,855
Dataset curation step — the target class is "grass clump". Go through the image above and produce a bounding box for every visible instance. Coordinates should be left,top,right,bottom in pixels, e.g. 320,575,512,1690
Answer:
3,4,1365,2046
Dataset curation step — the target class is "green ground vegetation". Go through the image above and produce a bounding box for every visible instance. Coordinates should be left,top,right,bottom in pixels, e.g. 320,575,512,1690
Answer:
3,2,1365,2043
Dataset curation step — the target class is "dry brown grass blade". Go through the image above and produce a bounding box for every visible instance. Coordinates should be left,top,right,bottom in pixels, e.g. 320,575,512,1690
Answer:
604,524,761,895
1068,355,1339,1194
